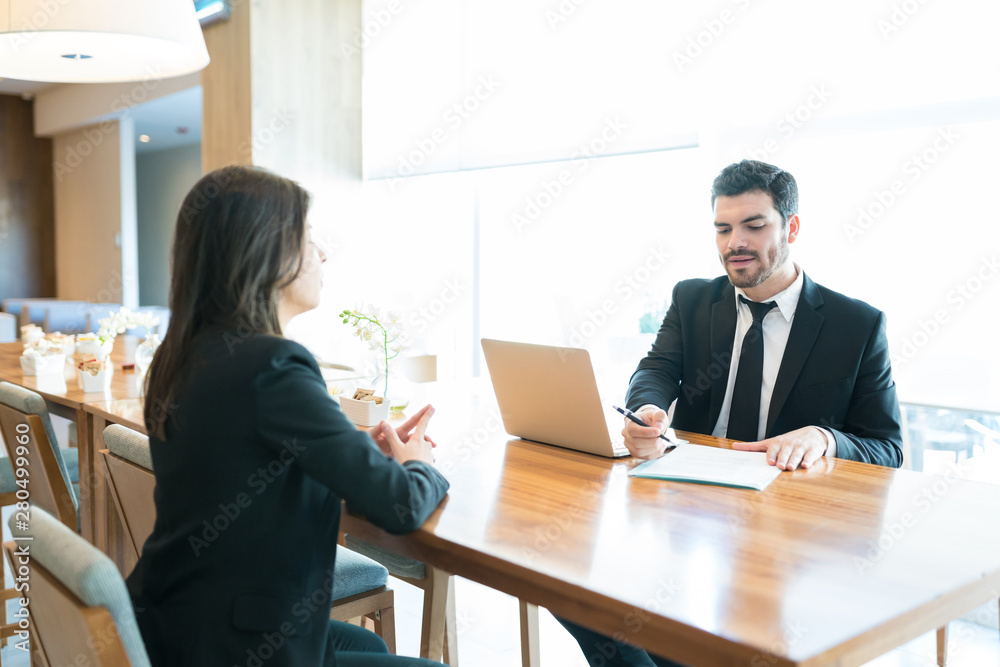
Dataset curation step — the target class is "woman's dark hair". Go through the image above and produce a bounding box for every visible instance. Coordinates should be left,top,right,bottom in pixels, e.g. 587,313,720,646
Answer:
144,165,311,438
710,159,799,224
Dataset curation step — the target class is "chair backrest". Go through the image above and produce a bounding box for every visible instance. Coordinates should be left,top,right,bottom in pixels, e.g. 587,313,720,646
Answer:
4,507,151,667
43,301,93,334
0,382,78,529
1,298,55,328
101,425,156,571
0,312,15,343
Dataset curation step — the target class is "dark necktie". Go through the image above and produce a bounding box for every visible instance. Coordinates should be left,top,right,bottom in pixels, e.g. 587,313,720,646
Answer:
727,295,778,442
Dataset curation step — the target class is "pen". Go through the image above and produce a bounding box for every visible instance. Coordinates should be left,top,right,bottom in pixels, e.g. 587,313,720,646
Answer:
612,405,686,446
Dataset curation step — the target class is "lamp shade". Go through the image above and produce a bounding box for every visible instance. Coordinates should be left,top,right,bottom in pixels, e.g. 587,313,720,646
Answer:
0,0,209,83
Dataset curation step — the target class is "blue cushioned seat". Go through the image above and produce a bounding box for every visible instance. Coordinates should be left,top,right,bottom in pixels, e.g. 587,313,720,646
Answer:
0,457,15,494
332,546,389,600
344,534,427,580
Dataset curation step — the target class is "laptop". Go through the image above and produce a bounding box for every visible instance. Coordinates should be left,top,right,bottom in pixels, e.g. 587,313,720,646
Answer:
481,338,632,458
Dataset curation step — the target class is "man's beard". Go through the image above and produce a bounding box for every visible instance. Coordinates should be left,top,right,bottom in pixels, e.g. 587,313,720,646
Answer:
724,237,789,289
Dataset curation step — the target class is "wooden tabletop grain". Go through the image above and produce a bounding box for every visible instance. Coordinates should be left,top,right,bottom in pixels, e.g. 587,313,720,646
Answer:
0,338,144,409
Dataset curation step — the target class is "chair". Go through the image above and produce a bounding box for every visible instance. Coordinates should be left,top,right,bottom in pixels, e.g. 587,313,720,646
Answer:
43,301,92,334
100,424,396,649
0,453,25,658
3,506,151,666
0,313,15,343
0,298,55,329
342,537,541,666
344,536,459,663
0,382,80,530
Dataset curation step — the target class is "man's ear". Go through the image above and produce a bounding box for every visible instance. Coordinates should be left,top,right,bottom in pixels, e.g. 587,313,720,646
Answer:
786,215,800,244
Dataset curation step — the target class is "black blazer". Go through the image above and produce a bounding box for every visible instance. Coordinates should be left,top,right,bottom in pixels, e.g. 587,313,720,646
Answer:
126,330,449,666
626,274,903,467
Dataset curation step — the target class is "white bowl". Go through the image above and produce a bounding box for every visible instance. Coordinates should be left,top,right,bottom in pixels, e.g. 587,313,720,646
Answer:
20,354,66,376
338,395,390,427
75,337,114,360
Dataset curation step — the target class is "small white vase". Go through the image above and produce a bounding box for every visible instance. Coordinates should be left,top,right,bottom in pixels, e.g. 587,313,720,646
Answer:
134,334,161,376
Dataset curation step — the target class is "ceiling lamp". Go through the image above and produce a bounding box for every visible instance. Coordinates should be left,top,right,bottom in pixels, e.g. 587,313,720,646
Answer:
0,0,210,83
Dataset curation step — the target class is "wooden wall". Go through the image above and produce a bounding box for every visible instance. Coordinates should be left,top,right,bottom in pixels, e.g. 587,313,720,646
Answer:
201,0,252,173
200,0,362,180
0,95,55,300
52,121,127,304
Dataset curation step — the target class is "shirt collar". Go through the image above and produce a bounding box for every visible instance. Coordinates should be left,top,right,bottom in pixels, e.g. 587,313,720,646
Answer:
734,264,803,323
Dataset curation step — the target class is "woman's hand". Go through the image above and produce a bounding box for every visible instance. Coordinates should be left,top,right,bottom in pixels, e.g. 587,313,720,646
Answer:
369,404,437,464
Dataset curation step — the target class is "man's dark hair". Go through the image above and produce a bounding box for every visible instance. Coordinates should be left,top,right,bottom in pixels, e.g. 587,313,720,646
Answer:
711,160,798,224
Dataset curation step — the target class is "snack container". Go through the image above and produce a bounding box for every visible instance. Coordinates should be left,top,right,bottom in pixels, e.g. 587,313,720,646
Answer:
20,325,44,344
338,395,390,427
46,333,75,357
78,368,112,393
20,354,66,376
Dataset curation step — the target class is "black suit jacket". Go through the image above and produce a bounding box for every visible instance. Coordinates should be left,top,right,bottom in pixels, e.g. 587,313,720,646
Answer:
126,330,449,666
626,273,903,467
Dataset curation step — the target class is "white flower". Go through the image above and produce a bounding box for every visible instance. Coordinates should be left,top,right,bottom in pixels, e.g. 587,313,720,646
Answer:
95,307,162,344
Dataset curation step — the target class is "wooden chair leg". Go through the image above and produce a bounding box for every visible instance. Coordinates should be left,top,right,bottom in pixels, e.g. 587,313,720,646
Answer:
442,575,458,666
420,567,451,661
375,604,396,654
936,624,948,667
519,600,540,667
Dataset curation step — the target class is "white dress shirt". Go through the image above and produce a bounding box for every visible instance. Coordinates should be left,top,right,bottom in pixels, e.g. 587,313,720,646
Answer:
710,267,836,455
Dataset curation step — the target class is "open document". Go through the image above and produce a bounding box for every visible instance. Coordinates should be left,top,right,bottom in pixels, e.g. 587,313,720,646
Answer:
628,444,782,491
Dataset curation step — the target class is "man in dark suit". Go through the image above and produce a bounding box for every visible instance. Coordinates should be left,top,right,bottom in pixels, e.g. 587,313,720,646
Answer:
626,159,902,469
561,159,903,667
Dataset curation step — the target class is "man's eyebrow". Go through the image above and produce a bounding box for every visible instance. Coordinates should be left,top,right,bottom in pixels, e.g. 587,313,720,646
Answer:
714,214,766,226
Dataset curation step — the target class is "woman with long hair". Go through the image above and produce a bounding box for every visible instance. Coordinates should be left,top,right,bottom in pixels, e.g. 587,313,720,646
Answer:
128,165,448,666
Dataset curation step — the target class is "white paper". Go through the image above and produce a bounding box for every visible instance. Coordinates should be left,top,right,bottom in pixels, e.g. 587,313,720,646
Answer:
629,444,782,491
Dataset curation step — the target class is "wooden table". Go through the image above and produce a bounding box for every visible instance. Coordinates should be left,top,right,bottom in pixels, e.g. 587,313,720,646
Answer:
335,388,1000,667
8,368,1000,666
0,338,142,543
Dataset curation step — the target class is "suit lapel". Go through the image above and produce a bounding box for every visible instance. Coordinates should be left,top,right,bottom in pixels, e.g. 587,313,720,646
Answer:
766,274,824,437
709,287,736,429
